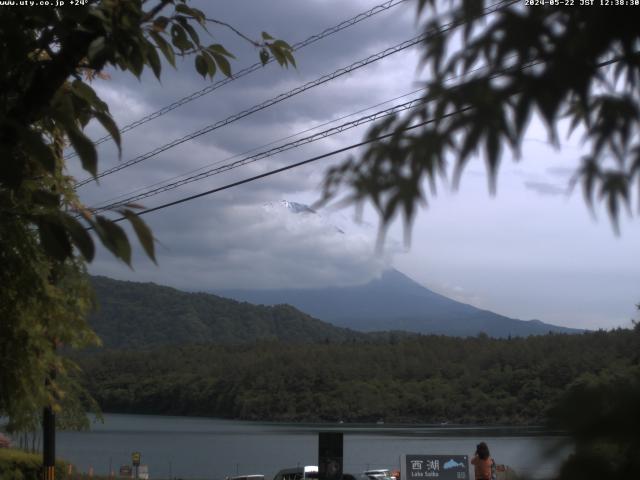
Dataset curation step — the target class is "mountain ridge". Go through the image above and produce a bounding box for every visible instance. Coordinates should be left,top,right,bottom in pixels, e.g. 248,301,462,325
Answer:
88,276,366,349
218,269,583,337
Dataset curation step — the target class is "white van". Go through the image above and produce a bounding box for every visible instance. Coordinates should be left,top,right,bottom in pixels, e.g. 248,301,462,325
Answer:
361,470,395,480
273,466,319,480
227,475,265,480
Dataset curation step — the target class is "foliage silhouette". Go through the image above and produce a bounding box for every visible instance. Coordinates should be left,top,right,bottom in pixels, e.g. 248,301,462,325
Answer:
0,0,293,429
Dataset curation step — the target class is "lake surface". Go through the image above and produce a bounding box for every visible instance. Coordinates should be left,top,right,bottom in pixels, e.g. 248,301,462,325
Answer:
56,414,570,479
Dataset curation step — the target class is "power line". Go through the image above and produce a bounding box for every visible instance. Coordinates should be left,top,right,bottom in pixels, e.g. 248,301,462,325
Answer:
91,95,427,213
89,50,528,212
65,0,410,160
93,54,536,214
95,50,635,226
90,55,512,212
74,32,430,188
90,85,428,210
75,0,517,189
106,108,468,225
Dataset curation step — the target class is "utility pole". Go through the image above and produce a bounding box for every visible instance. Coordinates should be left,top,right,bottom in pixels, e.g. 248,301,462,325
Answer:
318,432,343,480
42,374,55,480
43,335,58,480
42,210,63,480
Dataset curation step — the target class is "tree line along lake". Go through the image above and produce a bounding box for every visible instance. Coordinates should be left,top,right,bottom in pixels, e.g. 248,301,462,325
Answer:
56,414,569,479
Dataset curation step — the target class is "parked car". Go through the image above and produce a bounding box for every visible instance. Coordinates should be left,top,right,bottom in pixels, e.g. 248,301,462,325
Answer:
273,466,319,480
361,469,395,480
227,475,265,480
273,466,357,480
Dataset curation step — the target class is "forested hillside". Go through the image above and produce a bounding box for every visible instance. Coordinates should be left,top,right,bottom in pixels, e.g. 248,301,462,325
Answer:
88,276,365,348
78,327,639,425
89,274,581,350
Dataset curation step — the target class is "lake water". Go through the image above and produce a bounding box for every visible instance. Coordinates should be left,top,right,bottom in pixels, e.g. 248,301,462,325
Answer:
56,414,570,479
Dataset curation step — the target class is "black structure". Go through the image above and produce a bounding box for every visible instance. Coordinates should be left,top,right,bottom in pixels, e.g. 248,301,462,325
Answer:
42,404,55,480
318,432,343,480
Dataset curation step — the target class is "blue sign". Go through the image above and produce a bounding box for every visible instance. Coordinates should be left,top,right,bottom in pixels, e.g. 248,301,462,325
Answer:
402,454,469,480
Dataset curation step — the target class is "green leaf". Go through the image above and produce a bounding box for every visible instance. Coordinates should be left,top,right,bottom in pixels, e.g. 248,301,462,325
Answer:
171,24,193,52
70,80,100,107
207,43,235,59
284,49,297,68
93,110,121,157
269,45,285,66
87,36,107,64
88,8,108,24
260,48,270,66
180,20,200,47
145,39,162,79
212,52,231,77
60,213,95,262
175,4,194,16
94,216,132,266
66,126,97,177
485,130,501,194
37,215,72,261
153,16,169,32
270,40,294,67
121,209,156,264
195,53,207,78
262,31,274,41
127,41,145,77
202,51,216,77
22,129,56,173
187,7,206,25
150,31,175,67
32,190,59,207
272,39,292,51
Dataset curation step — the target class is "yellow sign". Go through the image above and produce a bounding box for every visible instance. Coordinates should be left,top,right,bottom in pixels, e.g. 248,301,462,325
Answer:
132,452,141,466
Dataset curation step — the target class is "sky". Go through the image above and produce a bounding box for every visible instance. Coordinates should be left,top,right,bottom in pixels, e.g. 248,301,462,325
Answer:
73,0,640,330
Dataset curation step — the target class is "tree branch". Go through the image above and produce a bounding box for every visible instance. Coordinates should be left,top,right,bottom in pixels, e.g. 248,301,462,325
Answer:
206,18,261,47
142,0,173,23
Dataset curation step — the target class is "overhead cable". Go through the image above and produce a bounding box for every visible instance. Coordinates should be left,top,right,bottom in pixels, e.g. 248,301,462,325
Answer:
65,0,410,160
97,52,634,224
91,96,427,213
103,108,470,226
89,86,430,210
93,54,537,214
75,0,518,189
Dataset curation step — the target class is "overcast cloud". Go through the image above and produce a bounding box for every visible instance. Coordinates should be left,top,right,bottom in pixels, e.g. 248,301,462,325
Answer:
75,0,640,330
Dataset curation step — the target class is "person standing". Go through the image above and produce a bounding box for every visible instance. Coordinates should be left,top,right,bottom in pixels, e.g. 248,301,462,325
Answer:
470,442,495,480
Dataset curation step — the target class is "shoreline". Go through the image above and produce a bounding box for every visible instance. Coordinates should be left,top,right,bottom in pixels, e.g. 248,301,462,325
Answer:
67,412,566,437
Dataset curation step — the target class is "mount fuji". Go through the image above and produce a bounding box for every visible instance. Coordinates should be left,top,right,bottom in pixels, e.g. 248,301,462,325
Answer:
219,200,582,337
218,268,582,337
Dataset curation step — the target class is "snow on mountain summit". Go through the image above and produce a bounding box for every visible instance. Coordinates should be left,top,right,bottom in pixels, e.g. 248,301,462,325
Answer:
263,200,317,215
263,200,345,234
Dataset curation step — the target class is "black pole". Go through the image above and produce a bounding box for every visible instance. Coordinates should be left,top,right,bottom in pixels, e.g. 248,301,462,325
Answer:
42,402,55,480
43,235,61,480
319,432,343,480
43,338,57,480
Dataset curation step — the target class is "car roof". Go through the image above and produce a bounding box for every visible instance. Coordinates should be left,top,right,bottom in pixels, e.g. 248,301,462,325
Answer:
276,467,318,475
277,469,302,475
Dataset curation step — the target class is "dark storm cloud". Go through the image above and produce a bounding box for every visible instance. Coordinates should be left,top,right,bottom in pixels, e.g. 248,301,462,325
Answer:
83,0,417,290
76,1,640,330
89,197,394,290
